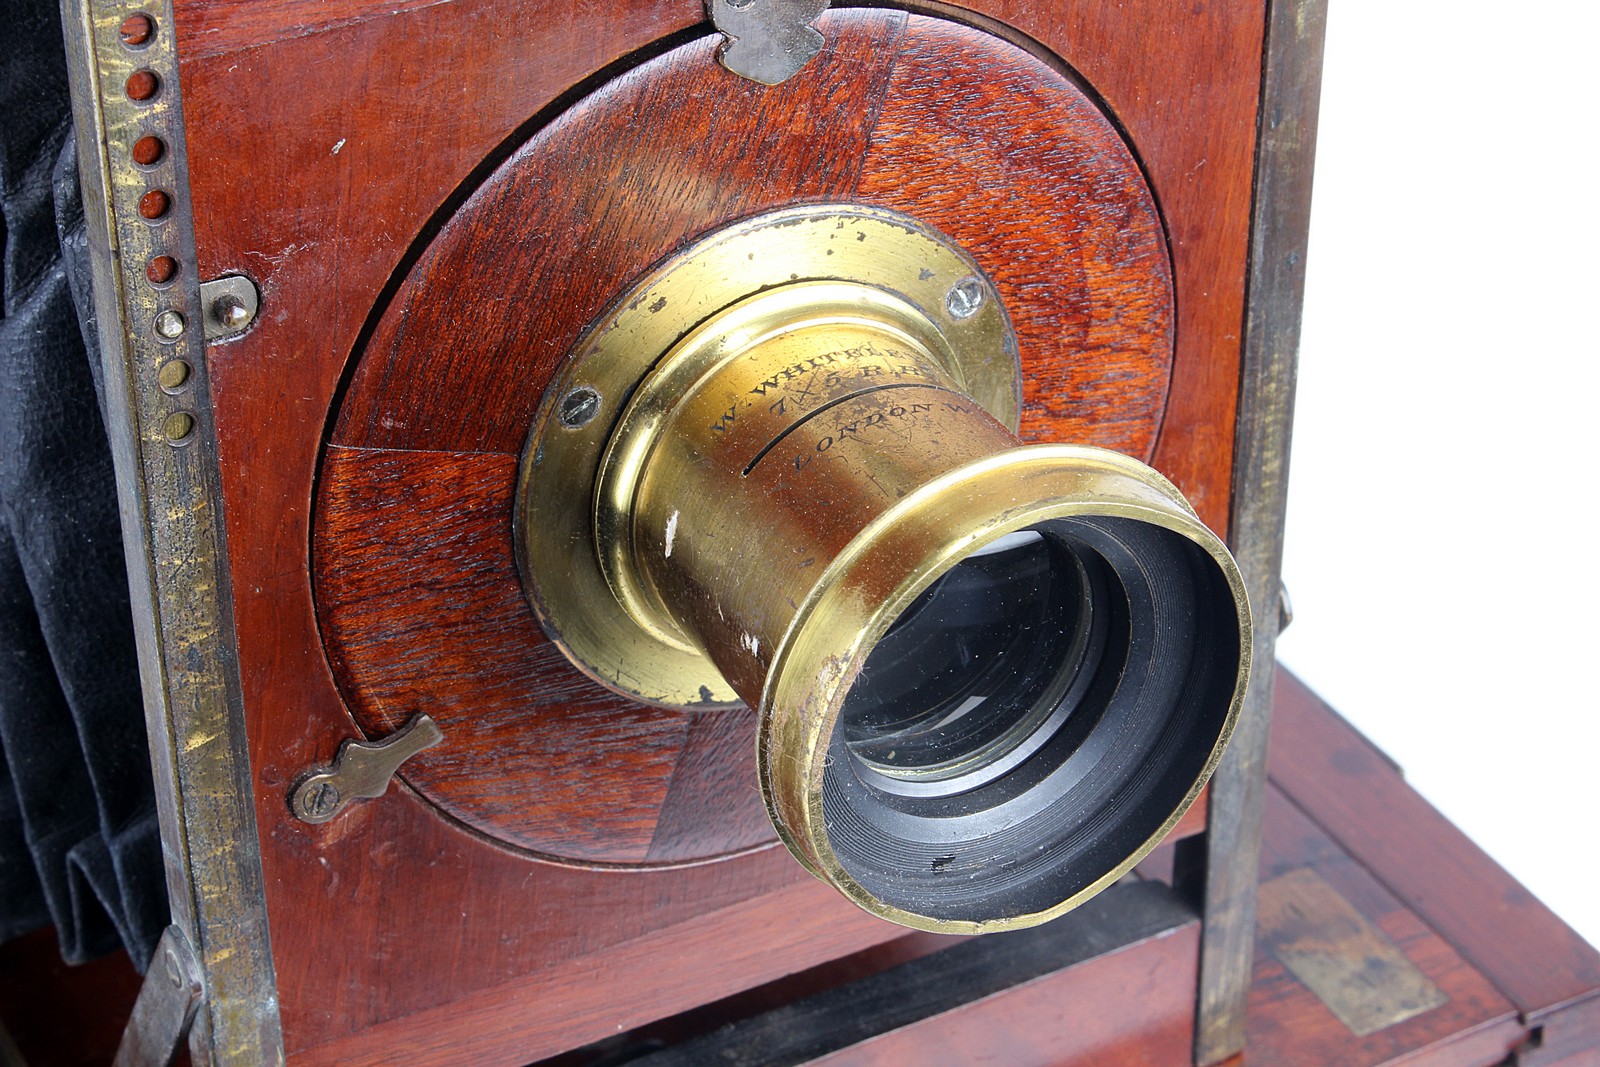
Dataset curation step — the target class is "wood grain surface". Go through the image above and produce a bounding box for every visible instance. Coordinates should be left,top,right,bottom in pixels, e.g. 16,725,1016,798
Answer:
315,12,1173,862
23,668,1600,1065
172,0,1266,1058
1269,670,1600,1064
539,674,1574,1067
1245,780,1522,1067
622,880,1202,1067
330,15,1172,457
315,445,772,863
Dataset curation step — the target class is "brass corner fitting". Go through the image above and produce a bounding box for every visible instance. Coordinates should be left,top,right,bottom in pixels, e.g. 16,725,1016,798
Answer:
517,205,1250,932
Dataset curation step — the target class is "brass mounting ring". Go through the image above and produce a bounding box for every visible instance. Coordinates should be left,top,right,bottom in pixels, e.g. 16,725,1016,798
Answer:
515,204,1020,708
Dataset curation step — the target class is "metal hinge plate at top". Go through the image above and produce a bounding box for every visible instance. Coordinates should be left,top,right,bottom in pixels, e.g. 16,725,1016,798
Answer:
707,0,828,85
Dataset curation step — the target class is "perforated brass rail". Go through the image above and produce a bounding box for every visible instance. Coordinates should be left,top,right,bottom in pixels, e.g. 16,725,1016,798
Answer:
60,1,283,1062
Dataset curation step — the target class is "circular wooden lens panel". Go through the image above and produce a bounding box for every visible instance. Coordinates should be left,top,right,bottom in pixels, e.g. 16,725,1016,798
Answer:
313,10,1173,867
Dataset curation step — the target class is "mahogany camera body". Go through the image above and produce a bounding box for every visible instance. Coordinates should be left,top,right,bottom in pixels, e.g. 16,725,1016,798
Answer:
53,0,1382,1062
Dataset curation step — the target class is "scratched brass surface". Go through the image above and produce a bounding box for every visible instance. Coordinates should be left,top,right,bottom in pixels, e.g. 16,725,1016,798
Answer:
1192,0,1327,1058
757,441,1250,932
60,0,282,1060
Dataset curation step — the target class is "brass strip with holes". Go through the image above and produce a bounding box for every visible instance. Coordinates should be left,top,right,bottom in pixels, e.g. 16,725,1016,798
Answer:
60,2,284,1062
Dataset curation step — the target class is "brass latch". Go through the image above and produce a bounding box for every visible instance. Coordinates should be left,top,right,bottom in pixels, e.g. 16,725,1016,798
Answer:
289,714,443,824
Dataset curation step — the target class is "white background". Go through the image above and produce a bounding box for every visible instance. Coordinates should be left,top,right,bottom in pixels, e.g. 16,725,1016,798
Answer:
1276,4,1600,948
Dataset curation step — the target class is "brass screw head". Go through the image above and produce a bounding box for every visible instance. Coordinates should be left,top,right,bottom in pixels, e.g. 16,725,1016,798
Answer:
945,277,985,320
154,309,186,339
300,781,341,820
558,386,602,428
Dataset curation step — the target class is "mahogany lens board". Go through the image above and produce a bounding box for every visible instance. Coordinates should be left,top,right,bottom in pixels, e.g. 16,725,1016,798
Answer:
314,15,1172,864
172,1,1265,1061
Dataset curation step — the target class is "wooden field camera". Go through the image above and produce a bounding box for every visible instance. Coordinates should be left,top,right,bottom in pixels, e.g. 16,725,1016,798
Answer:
64,1,1322,1062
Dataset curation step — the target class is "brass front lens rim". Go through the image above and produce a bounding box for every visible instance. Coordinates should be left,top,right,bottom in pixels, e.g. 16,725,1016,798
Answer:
758,443,1253,934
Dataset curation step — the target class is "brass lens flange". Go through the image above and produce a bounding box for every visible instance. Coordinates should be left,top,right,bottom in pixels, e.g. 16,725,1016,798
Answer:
517,205,1020,707
517,204,1251,932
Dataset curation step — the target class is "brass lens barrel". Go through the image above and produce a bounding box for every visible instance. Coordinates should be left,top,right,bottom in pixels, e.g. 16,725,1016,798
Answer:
595,282,1018,705
517,207,1251,932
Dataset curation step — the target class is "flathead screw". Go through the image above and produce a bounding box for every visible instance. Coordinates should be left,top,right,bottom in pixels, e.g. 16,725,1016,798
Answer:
558,386,602,429
154,309,186,340
945,277,985,320
300,781,341,820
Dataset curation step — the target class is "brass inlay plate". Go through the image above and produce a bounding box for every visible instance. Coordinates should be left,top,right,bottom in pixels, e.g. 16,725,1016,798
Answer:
1258,868,1448,1036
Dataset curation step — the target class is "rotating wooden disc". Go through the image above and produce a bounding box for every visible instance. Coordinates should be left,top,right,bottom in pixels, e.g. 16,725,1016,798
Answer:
312,10,1173,867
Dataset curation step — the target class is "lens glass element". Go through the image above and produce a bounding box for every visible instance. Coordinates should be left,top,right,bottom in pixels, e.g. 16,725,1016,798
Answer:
839,529,1098,791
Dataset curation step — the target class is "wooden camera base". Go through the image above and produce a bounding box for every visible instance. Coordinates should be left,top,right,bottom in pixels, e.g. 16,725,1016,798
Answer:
5,669,1597,1064
538,670,1600,1067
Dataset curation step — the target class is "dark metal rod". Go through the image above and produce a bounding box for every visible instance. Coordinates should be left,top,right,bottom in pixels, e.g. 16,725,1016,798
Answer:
1192,0,1328,1061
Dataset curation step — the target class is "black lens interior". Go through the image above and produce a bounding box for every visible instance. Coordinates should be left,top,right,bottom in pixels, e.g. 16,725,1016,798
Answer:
821,516,1241,923
839,531,1103,796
